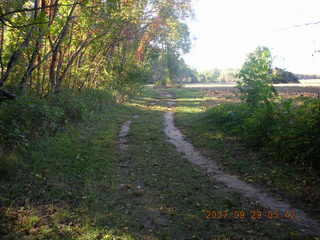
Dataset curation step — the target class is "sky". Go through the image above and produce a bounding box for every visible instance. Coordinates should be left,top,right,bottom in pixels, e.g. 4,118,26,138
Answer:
183,0,320,74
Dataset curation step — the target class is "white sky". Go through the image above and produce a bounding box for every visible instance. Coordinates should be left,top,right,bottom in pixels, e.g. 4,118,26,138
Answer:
183,0,320,74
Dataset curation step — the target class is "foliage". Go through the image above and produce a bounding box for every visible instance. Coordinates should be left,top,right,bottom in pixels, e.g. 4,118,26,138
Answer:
237,46,277,108
0,0,192,95
206,97,320,171
0,96,64,152
198,69,220,83
103,61,151,103
0,89,115,171
0,0,193,173
168,67,240,84
218,69,239,82
268,98,320,170
206,103,250,134
205,47,320,171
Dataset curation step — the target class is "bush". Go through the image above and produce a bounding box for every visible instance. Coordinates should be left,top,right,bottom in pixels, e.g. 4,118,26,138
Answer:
103,62,150,103
206,103,250,134
207,98,320,171
48,90,86,121
241,102,277,147
237,46,277,108
0,89,115,167
268,98,320,170
0,96,64,151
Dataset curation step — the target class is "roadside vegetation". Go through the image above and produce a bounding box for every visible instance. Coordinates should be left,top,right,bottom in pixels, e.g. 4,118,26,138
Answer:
221,47,320,174
172,47,320,222
0,89,134,239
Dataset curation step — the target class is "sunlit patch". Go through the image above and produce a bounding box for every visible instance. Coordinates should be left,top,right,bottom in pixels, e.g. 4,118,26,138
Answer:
175,106,203,113
204,132,224,140
1,204,138,240
126,102,168,112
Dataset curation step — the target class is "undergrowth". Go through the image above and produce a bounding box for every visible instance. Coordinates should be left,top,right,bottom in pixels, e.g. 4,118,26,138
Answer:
206,97,320,172
0,89,115,175
0,88,134,239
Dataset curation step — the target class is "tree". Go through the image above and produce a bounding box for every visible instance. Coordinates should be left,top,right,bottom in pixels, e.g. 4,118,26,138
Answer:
237,46,277,108
0,0,193,97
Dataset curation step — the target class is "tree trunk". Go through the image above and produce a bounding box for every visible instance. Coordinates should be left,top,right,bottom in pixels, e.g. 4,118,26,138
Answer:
0,30,33,87
0,24,4,78
50,4,76,92
20,0,41,93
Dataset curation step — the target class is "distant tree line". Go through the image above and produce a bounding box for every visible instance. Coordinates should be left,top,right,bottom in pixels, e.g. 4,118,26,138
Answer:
272,68,299,83
160,60,301,84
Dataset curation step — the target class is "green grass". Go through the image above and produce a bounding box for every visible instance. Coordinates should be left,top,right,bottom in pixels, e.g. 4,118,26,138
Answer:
109,91,305,239
171,87,320,222
0,90,137,239
0,86,318,239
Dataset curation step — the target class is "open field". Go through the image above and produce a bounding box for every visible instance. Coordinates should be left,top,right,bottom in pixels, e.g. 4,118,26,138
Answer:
181,82,320,89
299,79,320,85
175,83,320,100
145,83,320,98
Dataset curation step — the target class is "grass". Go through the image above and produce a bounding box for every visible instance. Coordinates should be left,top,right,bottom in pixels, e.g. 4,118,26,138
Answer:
0,90,137,239
171,86,320,222
0,86,318,239
111,89,304,239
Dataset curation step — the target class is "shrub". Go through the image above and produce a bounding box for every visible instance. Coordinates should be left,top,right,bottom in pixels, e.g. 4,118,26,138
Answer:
207,98,320,171
103,62,150,103
206,103,250,135
47,90,86,121
268,98,320,170
0,96,64,151
0,89,115,172
237,46,277,108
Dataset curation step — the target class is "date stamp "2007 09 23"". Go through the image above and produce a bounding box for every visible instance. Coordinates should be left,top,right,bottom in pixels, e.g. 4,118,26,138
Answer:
204,209,296,220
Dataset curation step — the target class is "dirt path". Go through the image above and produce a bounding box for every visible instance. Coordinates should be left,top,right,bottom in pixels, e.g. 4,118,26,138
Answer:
106,90,320,239
163,92,320,236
